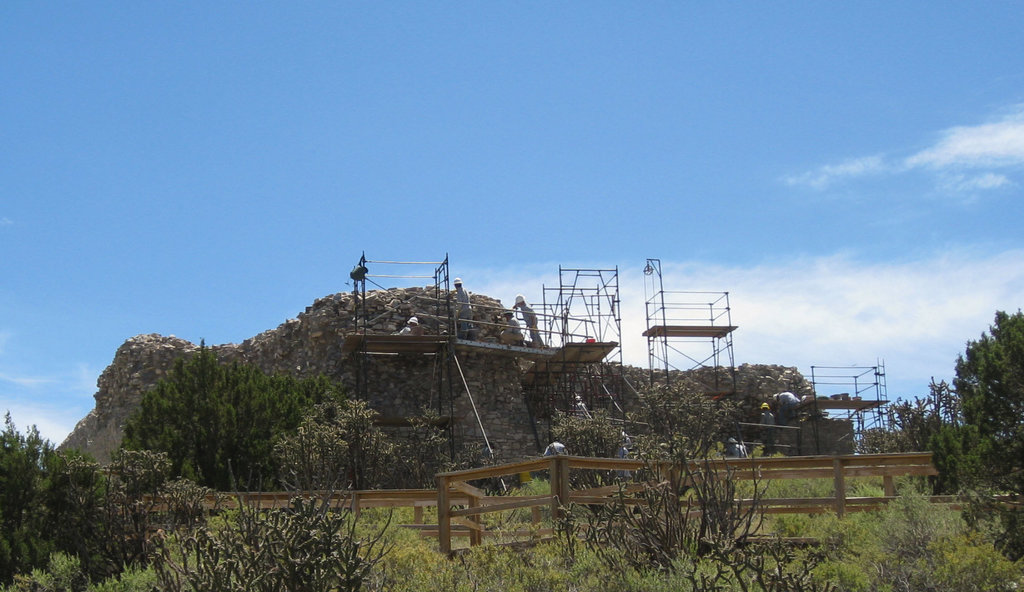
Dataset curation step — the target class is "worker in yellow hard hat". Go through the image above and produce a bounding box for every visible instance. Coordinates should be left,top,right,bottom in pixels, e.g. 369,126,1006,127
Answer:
760,402,776,455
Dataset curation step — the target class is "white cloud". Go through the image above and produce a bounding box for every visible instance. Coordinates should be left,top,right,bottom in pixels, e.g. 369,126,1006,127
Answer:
475,250,1024,400
786,106,1024,194
720,252,1015,384
905,109,1024,169
73,363,100,393
783,155,887,189
0,371,54,388
0,345,96,444
940,172,1013,193
0,400,80,446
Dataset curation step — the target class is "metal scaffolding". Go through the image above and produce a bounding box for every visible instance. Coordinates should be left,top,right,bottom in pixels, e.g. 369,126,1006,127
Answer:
347,252,456,456
540,266,622,352
520,267,626,427
806,362,889,453
642,258,737,396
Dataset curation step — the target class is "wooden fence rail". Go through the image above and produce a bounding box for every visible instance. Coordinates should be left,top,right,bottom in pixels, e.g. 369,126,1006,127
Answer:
144,452,941,554
434,452,939,553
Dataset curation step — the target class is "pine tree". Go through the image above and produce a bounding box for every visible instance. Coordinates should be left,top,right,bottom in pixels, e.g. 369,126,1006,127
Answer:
0,414,54,584
122,345,345,490
950,310,1024,560
954,310,1024,493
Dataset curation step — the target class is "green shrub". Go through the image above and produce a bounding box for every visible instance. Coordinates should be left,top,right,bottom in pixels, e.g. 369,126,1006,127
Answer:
2,552,87,592
929,533,1023,592
122,346,346,490
795,493,1023,592
0,416,55,584
812,560,871,592
151,496,390,592
87,566,157,592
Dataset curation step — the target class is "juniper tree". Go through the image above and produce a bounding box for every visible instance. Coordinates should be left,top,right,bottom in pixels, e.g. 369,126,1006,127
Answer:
122,344,345,490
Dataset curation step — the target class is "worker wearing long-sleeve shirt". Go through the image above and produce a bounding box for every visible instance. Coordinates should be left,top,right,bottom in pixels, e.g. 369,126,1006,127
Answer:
513,294,544,348
454,278,475,339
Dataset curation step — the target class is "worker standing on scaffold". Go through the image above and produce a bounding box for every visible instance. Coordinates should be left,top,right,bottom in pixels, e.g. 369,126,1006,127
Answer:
514,294,544,348
454,278,475,339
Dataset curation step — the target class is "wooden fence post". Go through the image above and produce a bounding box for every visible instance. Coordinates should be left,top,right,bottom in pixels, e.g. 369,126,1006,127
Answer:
557,456,571,511
437,475,451,555
883,474,896,497
833,455,846,518
548,456,560,521
468,493,481,547
350,491,361,518
550,455,570,521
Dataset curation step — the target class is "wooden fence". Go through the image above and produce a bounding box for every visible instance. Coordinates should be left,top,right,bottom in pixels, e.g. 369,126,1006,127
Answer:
432,452,940,553
147,452,941,554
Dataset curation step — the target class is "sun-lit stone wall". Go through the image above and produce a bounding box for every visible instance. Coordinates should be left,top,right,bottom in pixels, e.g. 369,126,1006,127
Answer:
61,286,839,466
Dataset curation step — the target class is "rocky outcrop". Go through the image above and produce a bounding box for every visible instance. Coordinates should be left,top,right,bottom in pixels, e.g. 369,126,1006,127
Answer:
61,334,200,462
61,287,827,464
61,287,531,463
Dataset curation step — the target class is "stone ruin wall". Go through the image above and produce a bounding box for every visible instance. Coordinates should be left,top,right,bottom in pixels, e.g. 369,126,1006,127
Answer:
590,362,853,455
62,287,543,463
61,286,847,464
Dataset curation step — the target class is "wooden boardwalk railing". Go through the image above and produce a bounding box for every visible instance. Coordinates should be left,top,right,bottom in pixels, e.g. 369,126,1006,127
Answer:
434,452,939,553
145,452,940,554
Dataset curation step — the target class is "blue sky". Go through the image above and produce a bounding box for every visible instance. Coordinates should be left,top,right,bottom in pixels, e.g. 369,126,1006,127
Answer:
2,3,1022,444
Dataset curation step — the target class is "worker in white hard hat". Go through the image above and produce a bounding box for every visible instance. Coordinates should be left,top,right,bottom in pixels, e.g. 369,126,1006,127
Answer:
395,316,424,336
513,294,544,347
453,278,475,339
543,441,567,456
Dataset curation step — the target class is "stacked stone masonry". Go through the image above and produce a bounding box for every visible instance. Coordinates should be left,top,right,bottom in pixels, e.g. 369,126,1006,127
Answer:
61,287,849,464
